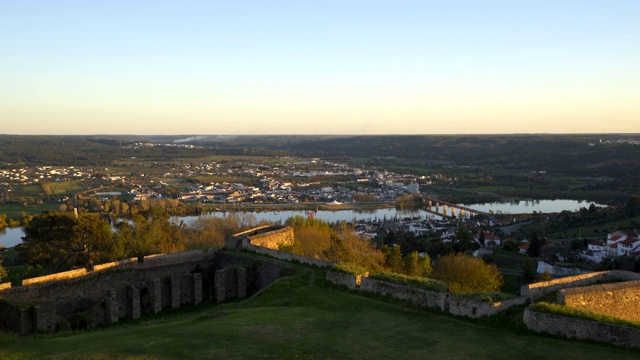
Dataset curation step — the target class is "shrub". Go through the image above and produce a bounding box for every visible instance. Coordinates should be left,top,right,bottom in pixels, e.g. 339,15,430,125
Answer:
431,253,504,295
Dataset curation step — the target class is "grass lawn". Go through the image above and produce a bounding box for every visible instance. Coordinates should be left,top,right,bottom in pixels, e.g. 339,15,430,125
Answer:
0,203,61,219
0,270,638,359
47,181,86,196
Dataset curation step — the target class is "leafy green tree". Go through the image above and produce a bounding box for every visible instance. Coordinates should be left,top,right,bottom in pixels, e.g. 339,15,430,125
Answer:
403,251,432,277
521,257,537,284
20,211,82,270
526,233,542,257
73,215,116,265
431,253,503,294
381,245,403,273
0,259,7,282
626,195,640,217
114,208,185,260
453,225,478,253
0,214,8,230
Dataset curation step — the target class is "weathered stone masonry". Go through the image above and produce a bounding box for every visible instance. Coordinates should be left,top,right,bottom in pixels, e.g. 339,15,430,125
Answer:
0,226,297,335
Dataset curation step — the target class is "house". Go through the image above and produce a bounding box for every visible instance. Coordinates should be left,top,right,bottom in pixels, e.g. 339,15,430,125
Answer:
605,230,640,257
519,243,529,255
579,240,607,263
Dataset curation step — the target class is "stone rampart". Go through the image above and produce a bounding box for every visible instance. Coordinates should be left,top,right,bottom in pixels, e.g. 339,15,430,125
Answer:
326,270,367,290
520,270,640,301
524,308,640,349
0,300,31,335
225,225,273,250
245,226,294,249
326,271,527,318
446,295,527,318
559,280,640,322
521,271,608,300
139,250,206,268
359,277,448,311
22,268,88,286
93,258,138,272
244,244,333,268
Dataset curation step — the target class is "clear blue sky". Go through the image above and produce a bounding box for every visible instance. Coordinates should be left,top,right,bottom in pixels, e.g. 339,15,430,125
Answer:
1,0,638,135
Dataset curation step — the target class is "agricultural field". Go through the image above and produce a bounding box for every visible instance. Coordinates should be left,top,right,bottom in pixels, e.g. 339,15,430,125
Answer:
0,270,638,359
0,203,61,219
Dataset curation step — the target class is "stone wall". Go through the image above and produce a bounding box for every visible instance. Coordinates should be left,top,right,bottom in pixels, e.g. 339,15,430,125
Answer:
246,226,294,249
225,225,274,250
559,280,640,322
520,270,640,301
0,250,211,335
22,268,88,286
326,271,366,290
524,308,640,349
244,244,334,268
359,277,448,311
325,271,526,318
446,295,527,318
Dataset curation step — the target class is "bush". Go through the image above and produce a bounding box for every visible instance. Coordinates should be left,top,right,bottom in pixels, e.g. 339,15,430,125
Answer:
431,253,504,295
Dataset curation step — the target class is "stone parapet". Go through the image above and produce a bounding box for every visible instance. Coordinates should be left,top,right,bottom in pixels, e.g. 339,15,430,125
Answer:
559,280,640,322
22,268,88,286
524,308,640,349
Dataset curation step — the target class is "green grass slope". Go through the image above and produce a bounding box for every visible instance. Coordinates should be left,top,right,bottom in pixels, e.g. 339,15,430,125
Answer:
1,269,639,359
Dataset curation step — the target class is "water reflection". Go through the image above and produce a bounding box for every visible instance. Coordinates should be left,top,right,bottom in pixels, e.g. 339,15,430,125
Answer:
0,199,605,247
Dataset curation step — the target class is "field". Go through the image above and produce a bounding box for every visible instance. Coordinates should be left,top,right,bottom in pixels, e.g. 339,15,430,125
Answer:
0,203,61,219
1,269,638,359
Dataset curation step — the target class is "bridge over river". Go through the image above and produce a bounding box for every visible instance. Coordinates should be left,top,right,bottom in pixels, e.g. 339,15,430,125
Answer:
422,196,487,219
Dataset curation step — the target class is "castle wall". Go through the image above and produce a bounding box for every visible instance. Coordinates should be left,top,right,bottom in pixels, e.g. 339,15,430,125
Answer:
326,270,527,318
359,277,448,311
559,280,640,322
524,308,640,349
246,226,294,249
243,244,333,268
520,270,640,300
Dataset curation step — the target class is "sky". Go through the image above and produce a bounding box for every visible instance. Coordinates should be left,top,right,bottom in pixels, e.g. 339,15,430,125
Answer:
1,0,639,135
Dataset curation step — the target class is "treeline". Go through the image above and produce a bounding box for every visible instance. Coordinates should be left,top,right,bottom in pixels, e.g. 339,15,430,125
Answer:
14,209,265,273
0,135,289,166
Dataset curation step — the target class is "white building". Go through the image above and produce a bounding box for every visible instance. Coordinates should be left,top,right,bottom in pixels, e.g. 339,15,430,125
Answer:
407,182,419,194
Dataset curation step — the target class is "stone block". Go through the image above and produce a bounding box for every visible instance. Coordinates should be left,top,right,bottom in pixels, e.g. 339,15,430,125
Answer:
170,275,181,309
193,273,203,305
148,278,162,314
127,285,141,320
104,289,119,324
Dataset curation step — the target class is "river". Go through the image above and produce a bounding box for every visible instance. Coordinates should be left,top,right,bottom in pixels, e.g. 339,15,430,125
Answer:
0,199,605,248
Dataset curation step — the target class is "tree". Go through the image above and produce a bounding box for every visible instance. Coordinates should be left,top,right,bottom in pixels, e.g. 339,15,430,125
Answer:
521,257,537,284
403,251,432,277
431,253,503,294
20,211,83,270
478,231,486,247
0,214,8,230
0,258,7,282
526,233,542,257
73,215,116,265
381,245,403,273
626,195,640,217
